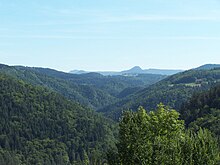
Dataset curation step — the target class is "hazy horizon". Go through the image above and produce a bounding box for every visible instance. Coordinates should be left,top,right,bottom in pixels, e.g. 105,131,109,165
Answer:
1,0,220,72
0,62,215,73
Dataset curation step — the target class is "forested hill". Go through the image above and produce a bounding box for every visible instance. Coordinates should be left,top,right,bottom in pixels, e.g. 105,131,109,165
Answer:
0,73,116,165
0,64,116,110
0,64,166,110
31,66,166,97
194,64,220,70
180,84,220,137
99,67,220,120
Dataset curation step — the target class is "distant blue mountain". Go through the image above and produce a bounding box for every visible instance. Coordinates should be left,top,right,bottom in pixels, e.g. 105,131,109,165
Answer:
69,70,88,74
121,66,146,74
70,66,183,76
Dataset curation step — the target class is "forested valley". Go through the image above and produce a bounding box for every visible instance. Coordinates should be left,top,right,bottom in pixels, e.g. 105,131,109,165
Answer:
0,64,220,164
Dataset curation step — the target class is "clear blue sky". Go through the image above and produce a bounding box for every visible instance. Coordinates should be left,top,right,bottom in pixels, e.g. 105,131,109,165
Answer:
0,0,220,72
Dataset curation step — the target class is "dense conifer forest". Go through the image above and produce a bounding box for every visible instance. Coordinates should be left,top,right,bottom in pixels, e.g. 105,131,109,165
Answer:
1,0,220,163
0,73,116,164
180,84,220,137
0,64,220,164
0,64,165,110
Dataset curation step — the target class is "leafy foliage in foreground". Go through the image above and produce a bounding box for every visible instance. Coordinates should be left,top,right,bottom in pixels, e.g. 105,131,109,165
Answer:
108,104,220,165
0,73,116,164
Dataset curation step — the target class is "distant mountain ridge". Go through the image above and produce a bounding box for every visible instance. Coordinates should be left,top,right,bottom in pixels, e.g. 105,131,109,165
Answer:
70,66,183,76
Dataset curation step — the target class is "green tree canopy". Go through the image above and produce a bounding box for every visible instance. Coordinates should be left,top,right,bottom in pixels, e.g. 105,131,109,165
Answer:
109,104,220,165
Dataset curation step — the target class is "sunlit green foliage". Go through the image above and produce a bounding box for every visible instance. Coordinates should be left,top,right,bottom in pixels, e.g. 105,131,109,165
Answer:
109,104,220,165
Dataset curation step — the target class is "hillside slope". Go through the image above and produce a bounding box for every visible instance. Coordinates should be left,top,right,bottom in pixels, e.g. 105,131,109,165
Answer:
0,64,116,110
0,73,116,165
99,68,220,120
31,66,166,96
180,84,220,137
0,64,166,110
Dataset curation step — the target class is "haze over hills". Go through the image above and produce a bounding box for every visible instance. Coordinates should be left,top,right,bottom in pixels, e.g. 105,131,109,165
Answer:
0,63,166,110
1,63,220,164
70,66,183,76
2,0,220,163
98,64,220,120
